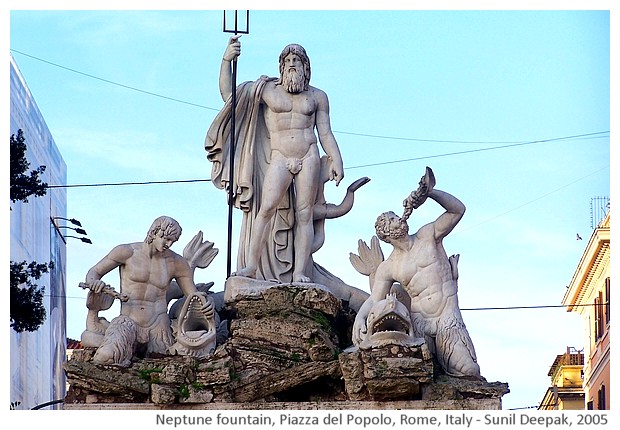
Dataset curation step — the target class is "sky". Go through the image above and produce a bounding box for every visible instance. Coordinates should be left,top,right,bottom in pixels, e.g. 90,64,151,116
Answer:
6,2,614,413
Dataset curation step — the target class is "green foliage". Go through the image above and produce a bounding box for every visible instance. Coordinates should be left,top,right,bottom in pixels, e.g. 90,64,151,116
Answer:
10,260,53,332
310,311,331,330
138,367,163,383
229,368,240,382
10,129,48,204
177,384,190,399
9,130,52,333
191,381,205,390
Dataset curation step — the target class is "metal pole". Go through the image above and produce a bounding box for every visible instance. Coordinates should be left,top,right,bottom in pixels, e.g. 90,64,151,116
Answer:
223,10,249,278
226,56,237,278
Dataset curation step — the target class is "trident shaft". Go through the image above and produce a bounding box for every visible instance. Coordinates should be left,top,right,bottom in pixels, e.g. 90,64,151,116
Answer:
223,10,250,278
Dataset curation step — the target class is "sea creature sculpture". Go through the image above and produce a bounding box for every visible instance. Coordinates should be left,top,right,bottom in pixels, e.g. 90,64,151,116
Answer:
351,166,481,378
79,227,220,365
168,292,217,358
358,292,424,350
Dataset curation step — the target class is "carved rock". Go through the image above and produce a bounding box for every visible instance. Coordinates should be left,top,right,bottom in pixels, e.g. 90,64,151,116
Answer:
422,374,510,401
151,384,178,404
339,344,434,401
64,359,150,403
64,283,509,408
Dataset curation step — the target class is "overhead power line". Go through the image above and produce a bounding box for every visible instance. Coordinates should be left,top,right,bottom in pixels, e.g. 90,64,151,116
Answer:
47,151,608,191
10,49,218,111
345,132,608,170
51,291,605,312
44,137,608,190
334,130,607,145
461,303,604,311
453,166,609,236
12,49,609,193
11,49,609,148
46,178,211,189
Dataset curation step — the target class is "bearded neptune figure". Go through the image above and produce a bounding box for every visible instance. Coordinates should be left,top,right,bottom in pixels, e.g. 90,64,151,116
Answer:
205,36,369,311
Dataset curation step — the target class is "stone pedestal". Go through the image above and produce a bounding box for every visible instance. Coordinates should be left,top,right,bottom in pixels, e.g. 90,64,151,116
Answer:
64,282,509,409
339,344,434,401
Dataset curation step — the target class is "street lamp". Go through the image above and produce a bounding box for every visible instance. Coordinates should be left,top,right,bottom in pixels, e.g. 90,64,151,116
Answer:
52,216,83,227
50,217,91,244
57,225,88,236
64,235,92,244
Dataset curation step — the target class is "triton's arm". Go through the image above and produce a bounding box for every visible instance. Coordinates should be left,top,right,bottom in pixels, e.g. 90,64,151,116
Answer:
428,189,466,240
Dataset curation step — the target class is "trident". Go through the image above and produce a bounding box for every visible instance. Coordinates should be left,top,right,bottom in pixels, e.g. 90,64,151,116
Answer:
223,10,250,278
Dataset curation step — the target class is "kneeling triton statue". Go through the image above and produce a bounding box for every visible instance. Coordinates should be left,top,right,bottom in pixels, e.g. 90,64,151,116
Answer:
80,216,215,366
351,167,481,378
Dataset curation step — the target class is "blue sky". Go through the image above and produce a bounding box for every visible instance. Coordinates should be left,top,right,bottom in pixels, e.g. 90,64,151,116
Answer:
7,3,613,412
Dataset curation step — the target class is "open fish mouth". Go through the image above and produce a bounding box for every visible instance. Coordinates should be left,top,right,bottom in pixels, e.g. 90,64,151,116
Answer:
367,293,413,337
359,292,425,349
176,293,216,348
370,312,412,335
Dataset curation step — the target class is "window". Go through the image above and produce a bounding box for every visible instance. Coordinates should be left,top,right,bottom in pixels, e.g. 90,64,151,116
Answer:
597,385,606,410
605,277,610,325
595,291,605,341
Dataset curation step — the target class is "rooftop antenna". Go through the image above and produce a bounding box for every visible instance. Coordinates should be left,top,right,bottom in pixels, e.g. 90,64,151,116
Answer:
223,10,250,278
590,196,610,229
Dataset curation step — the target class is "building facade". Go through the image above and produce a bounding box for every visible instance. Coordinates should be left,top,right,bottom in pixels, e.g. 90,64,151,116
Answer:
562,210,610,410
538,347,585,410
10,54,68,410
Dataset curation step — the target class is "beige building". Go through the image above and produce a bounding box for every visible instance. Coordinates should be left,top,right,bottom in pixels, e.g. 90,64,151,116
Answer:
539,347,585,410
562,210,610,410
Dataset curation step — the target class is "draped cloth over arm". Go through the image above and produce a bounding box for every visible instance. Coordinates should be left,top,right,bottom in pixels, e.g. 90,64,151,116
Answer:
205,77,369,311
205,76,295,282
